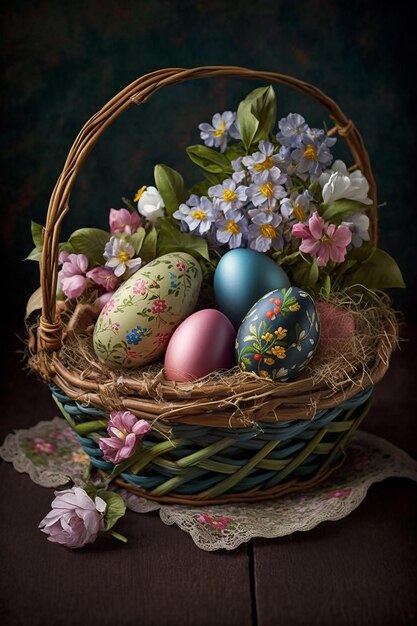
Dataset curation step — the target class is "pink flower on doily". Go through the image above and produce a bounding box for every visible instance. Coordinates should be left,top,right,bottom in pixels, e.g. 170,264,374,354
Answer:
133,279,148,296
71,450,90,464
32,438,56,454
99,411,151,464
151,298,168,314
196,513,232,532
322,487,352,500
351,456,370,471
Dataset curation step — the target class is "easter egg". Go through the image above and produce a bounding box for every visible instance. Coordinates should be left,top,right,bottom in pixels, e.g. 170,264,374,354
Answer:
214,249,290,329
93,253,202,369
164,309,236,382
236,287,320,382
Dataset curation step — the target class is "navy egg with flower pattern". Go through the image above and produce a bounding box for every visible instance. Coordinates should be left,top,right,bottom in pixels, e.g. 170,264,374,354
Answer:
236,287,320,382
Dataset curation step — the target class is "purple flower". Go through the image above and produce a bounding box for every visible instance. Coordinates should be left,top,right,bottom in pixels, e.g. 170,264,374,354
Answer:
208,178,247,212
173,196,215,235
109,208,141,235
215,210,248,248
104,237,142,278
276,113,309,148
39,487,106,549
292,135,336,180
199,111,240,152
86,266,119,292
242,141,284,183
231,157,250,184
99,411,151,464
246,178,287,208
59,253,88,299
280,190,314,223
248,212,283,252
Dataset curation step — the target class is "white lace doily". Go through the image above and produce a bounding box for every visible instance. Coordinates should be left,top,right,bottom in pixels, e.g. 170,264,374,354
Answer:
1,417,416,551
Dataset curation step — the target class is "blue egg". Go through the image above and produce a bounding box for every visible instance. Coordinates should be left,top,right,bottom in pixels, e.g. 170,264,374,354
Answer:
214,249,290,329
236,287,320,382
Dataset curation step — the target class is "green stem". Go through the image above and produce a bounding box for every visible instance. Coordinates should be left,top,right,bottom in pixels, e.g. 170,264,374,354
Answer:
109,530,128,544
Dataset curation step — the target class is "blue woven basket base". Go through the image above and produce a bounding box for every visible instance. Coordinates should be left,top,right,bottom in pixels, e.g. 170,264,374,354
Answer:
50,384,372,495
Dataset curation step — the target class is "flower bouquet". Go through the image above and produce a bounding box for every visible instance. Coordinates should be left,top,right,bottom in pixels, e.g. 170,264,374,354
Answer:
26,68,401,547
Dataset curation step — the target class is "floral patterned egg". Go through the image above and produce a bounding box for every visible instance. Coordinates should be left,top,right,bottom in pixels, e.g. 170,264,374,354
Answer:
93,253,202,369
236,287,320,382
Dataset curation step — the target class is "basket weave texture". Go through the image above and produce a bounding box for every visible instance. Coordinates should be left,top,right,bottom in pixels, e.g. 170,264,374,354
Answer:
29,66,394,505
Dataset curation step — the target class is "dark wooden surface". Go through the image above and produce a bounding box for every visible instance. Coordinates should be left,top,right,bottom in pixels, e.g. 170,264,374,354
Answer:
1,327,416,626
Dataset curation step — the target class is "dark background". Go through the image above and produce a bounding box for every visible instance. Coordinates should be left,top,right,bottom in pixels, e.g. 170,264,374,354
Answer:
1,4,417,625
1,0,416,346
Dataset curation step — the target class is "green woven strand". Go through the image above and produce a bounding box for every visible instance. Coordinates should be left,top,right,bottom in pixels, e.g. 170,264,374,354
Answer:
150,467,205,496
318,400,372,474
74,419,108,435
176,437,236,468
198,440,279,498
130,438,189,474
264,427,329,488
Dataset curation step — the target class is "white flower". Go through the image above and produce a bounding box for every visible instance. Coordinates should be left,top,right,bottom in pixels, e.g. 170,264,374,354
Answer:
137,186,165,222
342,212,370,247
319,160,372,205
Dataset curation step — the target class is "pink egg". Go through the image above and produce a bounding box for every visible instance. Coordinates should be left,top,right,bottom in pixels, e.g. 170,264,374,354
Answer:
164,309,236,382
316,301,355,353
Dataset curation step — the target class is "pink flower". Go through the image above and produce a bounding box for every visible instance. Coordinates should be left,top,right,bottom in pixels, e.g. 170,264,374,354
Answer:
109,208,141,235
99,411,151,464
176,260,186,271
132,278,148,296
127,349,137,358
32,438,56,454
151,298,168,314
156,332,172,346
59,252,89,298
292,212,352,267
39,486,106,549
101,297,116,316
113,322,120,331
87,266,119,292
323,487,352,500
196,513,232,531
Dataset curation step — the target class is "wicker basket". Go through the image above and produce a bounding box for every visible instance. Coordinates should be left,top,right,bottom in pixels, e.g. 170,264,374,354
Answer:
29,66,395,506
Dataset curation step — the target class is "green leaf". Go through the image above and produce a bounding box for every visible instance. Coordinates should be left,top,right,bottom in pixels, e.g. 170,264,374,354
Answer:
126,228,146,255
24,246,42,262
237,86,276,150
186,145,233,174
237,101,259,151
25,286,42,318
84,484,97,500
225,143,246,161
189,180,212,196
68,228,110,267
96,490,126,531
320,274,331,298
140,226,158,262
156,220,209,261
320,199,368,224
31,221,43,248
308,181,323,204
343,248,405,289
291,257,319,288
154,164,187,215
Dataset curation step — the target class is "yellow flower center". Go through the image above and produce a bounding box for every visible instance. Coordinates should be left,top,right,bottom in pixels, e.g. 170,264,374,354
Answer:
293,203,306,222
191,209,207,221
214,120,226,137
254,155,275,171
118,251,130,263
223,189,237,202
260,224,277,239
133,185,146,202
260,182,274,198
303,144,318,161
226,220,240,234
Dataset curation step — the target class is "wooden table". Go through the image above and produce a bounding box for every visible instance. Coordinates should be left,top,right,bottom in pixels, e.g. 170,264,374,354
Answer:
1,329,416,626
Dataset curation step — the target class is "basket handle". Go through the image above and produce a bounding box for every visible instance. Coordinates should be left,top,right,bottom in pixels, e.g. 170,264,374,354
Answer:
38,65,378,354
